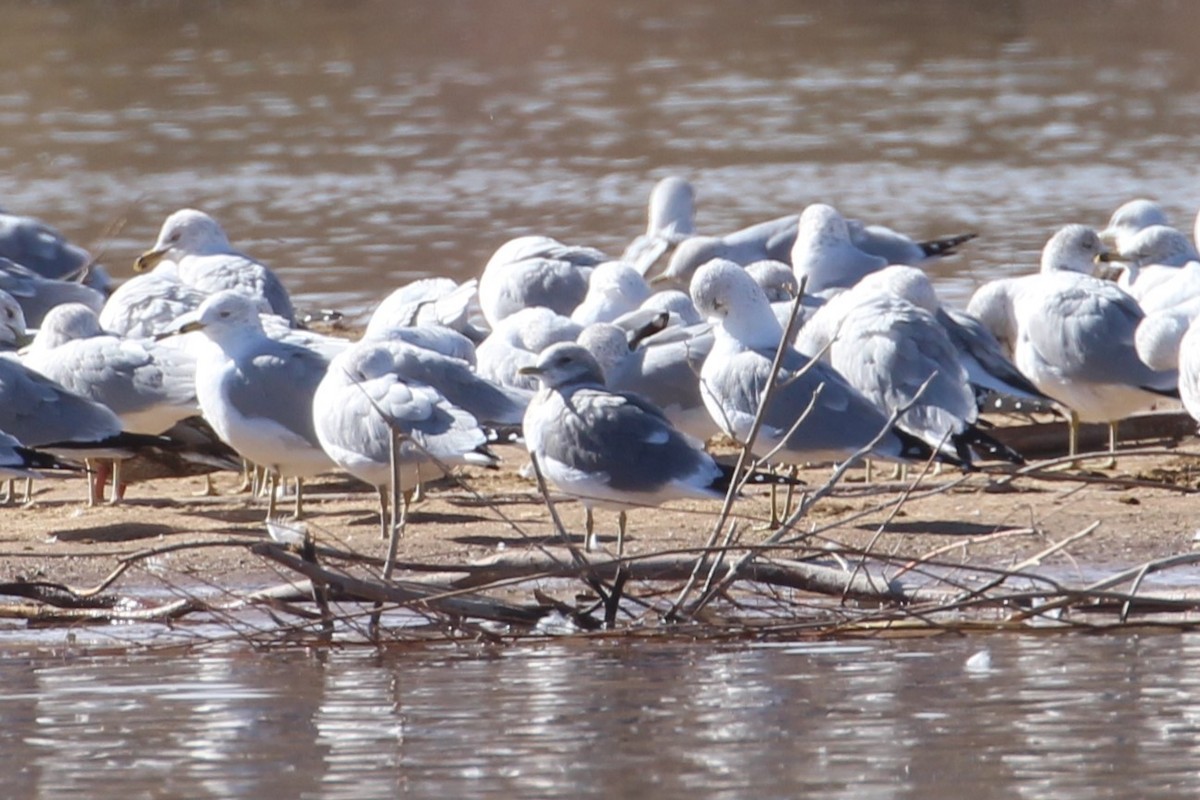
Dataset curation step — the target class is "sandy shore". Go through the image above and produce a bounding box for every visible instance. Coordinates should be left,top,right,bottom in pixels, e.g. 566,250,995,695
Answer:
2,439,1198,594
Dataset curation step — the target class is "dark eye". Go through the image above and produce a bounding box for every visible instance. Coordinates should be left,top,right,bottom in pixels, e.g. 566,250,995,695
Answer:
219,310,231,318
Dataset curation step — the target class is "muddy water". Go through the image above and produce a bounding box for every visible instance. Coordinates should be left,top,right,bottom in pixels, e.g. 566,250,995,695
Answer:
5,2,1200,796
5,1,1200,317
0,634,1197,798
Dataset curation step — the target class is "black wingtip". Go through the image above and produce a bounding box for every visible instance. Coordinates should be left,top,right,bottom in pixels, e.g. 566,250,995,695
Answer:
894,428,971,472
712,463,807,494
919,232,978,258
14,446,82,473
954,426,1026,466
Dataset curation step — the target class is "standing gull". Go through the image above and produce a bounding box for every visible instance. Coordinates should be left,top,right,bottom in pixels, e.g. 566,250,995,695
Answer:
314,339,500,540
967,225,1177,460
520,343,750,552
170,290,334,518
691,260,951,468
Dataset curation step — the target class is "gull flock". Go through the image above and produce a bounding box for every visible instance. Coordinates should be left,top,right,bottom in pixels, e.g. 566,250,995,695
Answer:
0,183,1194,552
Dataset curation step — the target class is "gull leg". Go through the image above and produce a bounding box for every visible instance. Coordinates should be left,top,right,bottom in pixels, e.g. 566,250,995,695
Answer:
293,477,305,519
21,478,32,504
617,510,628,557
769,467,781,527
782,465,799,519
1102,421,1119,470
266,471,279,521
585,507,596,552
194,474,218,497
85,459,103,506
107,459,123,506
864,459,874,484
377,486,389,541
1,479,11,506
411,463,425,504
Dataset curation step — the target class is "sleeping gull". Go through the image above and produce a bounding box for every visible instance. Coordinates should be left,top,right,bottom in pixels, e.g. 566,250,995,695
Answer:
313,338,500,539
0,257,105,327
169,290,334,518
0,210,110,291
22,303,198,500
364,277,486,343
655,213,798,290
521,342,763,552
790,203,889,294
621,176,697,276
797,286,1022,467
136,208,296,323
1099,198,1171,253
844,220,976,266
967,225,1177,460
690,259,952,468
475,307,582,392
1104,225,1199,302
477,235,606,328
99,259,210,338
570,261,652,326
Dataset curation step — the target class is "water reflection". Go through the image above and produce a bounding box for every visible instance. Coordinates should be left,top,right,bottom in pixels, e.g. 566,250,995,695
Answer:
2,636,1199,798
4,1,1200,316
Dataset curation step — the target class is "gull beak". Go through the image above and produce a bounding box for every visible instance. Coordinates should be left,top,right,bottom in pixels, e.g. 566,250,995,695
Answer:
516,365,543,377
1095,251,1118,263
134,246,169,273
648,273,673,287
155,319,205,341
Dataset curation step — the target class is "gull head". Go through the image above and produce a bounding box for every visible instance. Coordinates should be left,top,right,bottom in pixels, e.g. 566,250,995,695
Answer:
646,176,696,238
794,203,851,251
518,342,607,390
577,322,630,380
745,260,798,303
1100,198,1168,251
855,265,940,314
136,208,233,272
1039,225,1108,275
30,302,104,351
1112,224,1198,269
0,289,28,349
656,236,725,288
172,290,264,342
690,259,782,349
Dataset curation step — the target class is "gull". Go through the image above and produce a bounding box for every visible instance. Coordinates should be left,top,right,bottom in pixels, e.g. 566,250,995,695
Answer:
0,209,111,291
1104,225,1200,302
611,289,704,338
790,203,889,294
577,321,718,443
655,213,798,289
570,261,652,326
844,219,977,266
967,225,1177,459
520,342,752,552
0,257,105,327
690,259,952,468
1099,198,1170,253
313,339,500,539
746,260,798,303
0,289,29,351
0,357,173,504
477,235,606,328
796,286,1022,467
364,277,486,343
0,430,76,482
23,303,198,433
99,259,210,338
832,265,1049,406
169,290,335,518
136,208,296,323
476,307,582,392
621,176,697,275
22,303,199,500
1176,314,1200,427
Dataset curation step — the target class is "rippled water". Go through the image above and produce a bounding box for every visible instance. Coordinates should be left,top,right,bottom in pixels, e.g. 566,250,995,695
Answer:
2,634,1199,799
6,2,1200,796
6,1,1200,316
